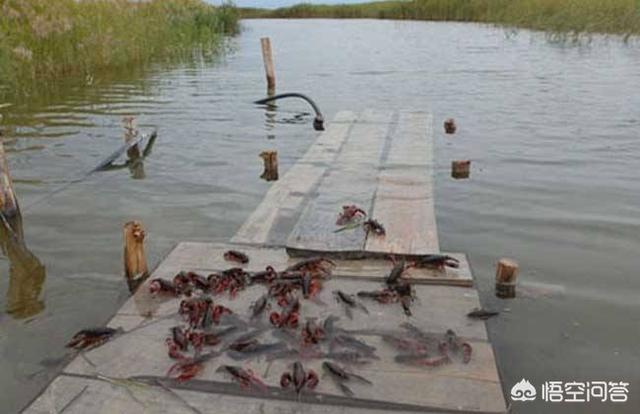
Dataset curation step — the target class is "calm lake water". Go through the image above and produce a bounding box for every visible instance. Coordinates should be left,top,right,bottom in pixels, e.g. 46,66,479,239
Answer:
1,19,639,413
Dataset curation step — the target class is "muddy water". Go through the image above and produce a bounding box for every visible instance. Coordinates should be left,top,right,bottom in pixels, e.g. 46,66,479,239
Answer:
0,19,639,413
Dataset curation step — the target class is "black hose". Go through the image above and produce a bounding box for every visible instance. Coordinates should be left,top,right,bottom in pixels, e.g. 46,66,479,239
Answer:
254,93,325,131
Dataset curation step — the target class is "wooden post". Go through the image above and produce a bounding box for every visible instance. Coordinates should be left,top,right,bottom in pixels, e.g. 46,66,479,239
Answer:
259,150,278,181
260,37,276,95
451,160,471,179
123,220,149,293
495,258,519,298
0,141,20,217
444,118,457,134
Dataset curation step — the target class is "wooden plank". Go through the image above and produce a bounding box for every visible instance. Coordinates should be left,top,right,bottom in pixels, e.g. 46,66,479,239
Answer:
23,374,485,414
141,242,472,287
365,168,439,255
286,110,394,257
231,112,356,246
366,111,439,254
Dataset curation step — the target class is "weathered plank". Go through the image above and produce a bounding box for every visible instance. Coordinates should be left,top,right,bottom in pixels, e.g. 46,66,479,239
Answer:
231,111,356,246
286,110,394,257
365,111,439,254
365,168,438,255
24,374,494,414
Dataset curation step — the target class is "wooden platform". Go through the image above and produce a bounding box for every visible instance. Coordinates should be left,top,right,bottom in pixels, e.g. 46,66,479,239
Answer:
232,110,438,256
22,110,507,414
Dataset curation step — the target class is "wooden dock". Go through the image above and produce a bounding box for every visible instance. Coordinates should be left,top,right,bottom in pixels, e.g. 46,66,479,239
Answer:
23,110,507,414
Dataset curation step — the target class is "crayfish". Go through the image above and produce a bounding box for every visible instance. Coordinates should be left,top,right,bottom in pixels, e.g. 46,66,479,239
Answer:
301,318,325,346
280,362,318,395
66,327,123,351
363,219,385,236
166,326,189,359
224,250,249,264
167,352,218,382
148,278,178,296
208,268,249,297
336,204,367,226
270,299,300,328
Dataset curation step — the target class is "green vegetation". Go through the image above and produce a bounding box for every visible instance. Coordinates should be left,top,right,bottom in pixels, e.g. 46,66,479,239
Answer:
0,0,239,97
242,0,640,37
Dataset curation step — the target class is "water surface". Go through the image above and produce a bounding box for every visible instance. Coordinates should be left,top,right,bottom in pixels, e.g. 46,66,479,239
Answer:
1,19,639,413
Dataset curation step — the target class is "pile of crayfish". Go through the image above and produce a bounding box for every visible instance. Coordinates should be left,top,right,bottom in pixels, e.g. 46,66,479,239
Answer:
64,249,477,397
148,255,344,382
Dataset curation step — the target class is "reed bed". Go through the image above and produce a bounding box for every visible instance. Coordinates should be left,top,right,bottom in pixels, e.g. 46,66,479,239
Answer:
0,0,239,97
243,0,640,37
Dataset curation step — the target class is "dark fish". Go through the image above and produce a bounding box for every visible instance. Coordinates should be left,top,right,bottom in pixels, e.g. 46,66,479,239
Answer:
227,342,287,360
333,334,376,356
395,353,451,367
466,308,499,320
322,361,372,385
334,290,368,319
250,294,269,320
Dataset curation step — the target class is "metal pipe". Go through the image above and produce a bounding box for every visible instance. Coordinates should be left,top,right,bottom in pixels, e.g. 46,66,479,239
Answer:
254,93,325,131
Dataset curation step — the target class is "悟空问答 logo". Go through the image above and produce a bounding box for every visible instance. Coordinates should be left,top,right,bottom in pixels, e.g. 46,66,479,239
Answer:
511,379,537,401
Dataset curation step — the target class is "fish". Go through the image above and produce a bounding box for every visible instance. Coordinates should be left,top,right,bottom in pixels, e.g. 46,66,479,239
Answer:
466,308,499,320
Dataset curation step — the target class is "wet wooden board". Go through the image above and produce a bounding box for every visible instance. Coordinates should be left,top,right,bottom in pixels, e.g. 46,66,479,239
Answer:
147,242,473,287
366,111,439,254
231,111,356,246
286,110,395,256
23,241,504,414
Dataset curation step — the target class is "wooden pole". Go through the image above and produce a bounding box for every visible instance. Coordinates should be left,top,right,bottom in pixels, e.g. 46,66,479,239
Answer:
0,141,20,217
259,150,278,181
444,118,457,134
123,220,149,293
451,160,471,179
495,258,519,298
260,37,276,95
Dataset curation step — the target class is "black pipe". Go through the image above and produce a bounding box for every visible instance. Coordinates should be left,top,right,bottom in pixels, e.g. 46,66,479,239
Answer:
254,93,325,131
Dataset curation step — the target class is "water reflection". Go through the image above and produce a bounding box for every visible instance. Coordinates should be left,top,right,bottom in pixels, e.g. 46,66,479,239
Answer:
0,213,46,320
264,100,277,140
101,131,158,179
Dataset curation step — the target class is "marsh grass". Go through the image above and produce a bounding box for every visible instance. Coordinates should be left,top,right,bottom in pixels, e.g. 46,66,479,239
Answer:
243,0,640,37
0,0,239,98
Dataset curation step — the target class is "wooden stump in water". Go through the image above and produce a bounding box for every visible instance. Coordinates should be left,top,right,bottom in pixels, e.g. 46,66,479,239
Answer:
0,141,20,217
260,37,276,95
444,118,457,134
123,221,149,293
260,150,279,181
451,160,471,179
495,258,519,298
